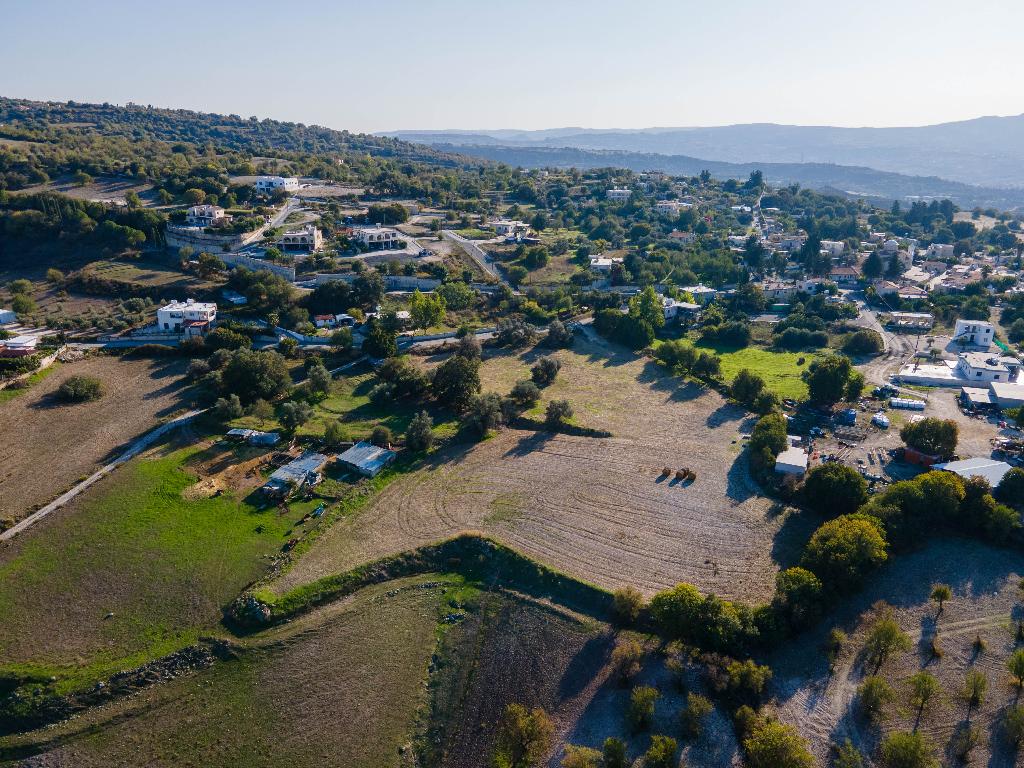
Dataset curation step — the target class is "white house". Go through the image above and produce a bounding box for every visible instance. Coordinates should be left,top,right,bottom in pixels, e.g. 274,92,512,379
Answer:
956,352,1011,383
253,176,299,194
186,204,230,228
589,255,624,273
759,280,798,301
157,299,217,336
927,243,955,259
655,200,689,215
681,284,717,304
280,225,323,252
662,297,700,321
489,219,528,236
353,225,400,250
777,234,807,251
821,240,845,257
953,319,994,348
606,188,632,202
0,335,38,357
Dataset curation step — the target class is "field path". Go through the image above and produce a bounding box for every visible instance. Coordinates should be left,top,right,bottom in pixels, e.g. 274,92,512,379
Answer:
0,408,205,542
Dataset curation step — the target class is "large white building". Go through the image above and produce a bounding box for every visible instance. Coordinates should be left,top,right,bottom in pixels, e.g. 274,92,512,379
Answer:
606,188,632,202
253,176,299,194
157,299,217,336
353,225,401,250
956,352,1012,384
953,319,994,348
280,225,323,252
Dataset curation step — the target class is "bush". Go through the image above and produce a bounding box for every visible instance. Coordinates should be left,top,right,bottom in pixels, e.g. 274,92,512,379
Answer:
370,425,392,448
612,586,644,625
857,675,894,721
900,417,958,458
530,355,561,387
655,339,697,373
510,379,540,407
772,567,824,631
843,329,884,355
878,731,938,768
546,319,574,348
628,685,660,731
544,399,573,430
432,355,481,411
279,400,313,431
775,327,828,350
701,320,752,348
56,375,103,403
679,692,713,739
731,368,766,407
649,582,757,654
642,735,677,768
496,317,537,348
559,745,601,768
406,411,434,452
802,463,868,517
743,717,814,768
601,738,627,768
463,392,504,436
213,394,243,420
492,704,553,768
456,333,482,359
610,639,644,684
801,514,888,592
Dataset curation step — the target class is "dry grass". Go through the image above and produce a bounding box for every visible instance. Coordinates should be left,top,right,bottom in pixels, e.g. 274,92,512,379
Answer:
272,331,812,602
0,354,193,523
770,538,1024,766
13,175,158,206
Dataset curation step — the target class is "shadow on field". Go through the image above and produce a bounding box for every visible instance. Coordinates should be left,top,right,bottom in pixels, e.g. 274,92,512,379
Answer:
706,402,744,428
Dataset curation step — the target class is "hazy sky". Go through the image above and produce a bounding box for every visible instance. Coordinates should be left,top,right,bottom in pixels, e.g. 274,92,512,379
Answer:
3,0,1022,134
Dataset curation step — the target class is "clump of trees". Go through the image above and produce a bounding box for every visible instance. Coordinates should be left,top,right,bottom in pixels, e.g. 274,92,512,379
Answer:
748,412,788,474
899,417,958,458
803,354,864,405
530,356,561,387
801,514,888,592
56,375,103,403
801,463,867,518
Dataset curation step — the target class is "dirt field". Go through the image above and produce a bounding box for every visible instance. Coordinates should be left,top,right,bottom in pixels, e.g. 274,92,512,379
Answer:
0,575,452,768
770,538,1024,766
273,331,814,602
14,176,159,207
0,355,193,523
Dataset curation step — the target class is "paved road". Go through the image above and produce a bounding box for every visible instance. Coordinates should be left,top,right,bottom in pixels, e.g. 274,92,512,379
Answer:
0,409,207,543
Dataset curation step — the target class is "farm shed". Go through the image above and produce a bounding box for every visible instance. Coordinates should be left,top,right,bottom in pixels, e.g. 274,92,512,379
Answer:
934,457,1013,487
262,451,330,497
226,428,281,446
337,441,397,478
775,446,808,477
960,387,995,412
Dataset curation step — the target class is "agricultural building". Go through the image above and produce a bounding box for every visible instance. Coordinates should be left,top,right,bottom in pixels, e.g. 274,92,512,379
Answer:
337,441,397,478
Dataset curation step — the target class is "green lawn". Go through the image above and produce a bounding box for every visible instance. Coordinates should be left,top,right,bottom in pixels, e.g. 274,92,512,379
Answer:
695,342,816,400
0,441,308,693
0,363,58,404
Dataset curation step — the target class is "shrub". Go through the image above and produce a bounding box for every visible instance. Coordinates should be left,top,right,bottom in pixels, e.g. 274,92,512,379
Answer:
56,375,103,403
560,744,601,768
510,379,540,407
649,582,757,654
878,731,938,768
642,735,677,768
405,411,434,452
802,463,867,518
456,333,482,359
772,567,824,631
544,399,573,430
731,368,766,406
857,675,894,721
843,329,884,355
610,639,644,684
495,317,537,348
863,607,911,671
655,339,697,373
546,319,574,348
679,692,713,739
370,425,392,448
492,704,553,768
612,586,644,625
801,514,888,591
464,392,505,436
628,685,660,731
531,355,561,387
743,717,814,768
602,738,628,768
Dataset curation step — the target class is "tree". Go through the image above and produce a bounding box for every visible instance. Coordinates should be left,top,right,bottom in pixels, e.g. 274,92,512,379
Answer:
249,398,274,425
996,468,1024,509
643,735,677,768
406,411,434,452
629,286,665,330
929,584,952,615
858,675,895,721
602,738,628,768
11,293,36,315
220,350,291,404
510,380,540,407
612,586,644,625
559,745,601,768
1009,318,1024,344
492,704,553,768
1004,705,1024,748
1009,648,1024,691
437,281,476,311
834,739,864,768
862,250,884,280
307,364,332,395
863,609,912,671
279,400,313,431
824,628,847,671
496,317,537,348
183,188,206,205
803,354,857,405
628,685,660,731
464,392,505,436
507,265,528,286
531,356,561,386
546,319,574,348
743,719,814,768
802,463,868,518
213,394,243,420
370,425,392,448
900,418,958,458
545,399,573,430
908,671,940,717
330,327,353,350
679,692,713,739
363,317,398,359
802,514,888,591
323,419,345,448
773,567,823,630
56,375,103,403
278,336,299,358
731,368,766,407
655,339,697,373
878,731,938,768
843,330,883,356
409,289,446,329
963,669,987,711
456,333,482,359
433,355,481,411
610,639,644,684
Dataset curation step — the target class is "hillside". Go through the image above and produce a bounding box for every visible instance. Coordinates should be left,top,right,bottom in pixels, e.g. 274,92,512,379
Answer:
387,114,1024,189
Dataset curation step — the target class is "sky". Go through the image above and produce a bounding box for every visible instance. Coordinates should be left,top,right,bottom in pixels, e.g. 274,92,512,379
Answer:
2,0,1022,134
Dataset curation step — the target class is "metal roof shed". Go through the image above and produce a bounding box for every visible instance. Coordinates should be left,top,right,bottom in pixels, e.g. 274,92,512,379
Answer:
338,441,397,478
775,446,808,476
934,457,1013,487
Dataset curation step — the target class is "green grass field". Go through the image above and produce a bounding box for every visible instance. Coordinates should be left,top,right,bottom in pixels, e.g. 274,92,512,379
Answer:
0,364,58,404
695,342,816,400
0,441,308,692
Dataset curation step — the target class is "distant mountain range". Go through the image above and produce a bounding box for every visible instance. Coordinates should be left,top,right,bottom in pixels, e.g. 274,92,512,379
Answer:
383,116,1024,210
